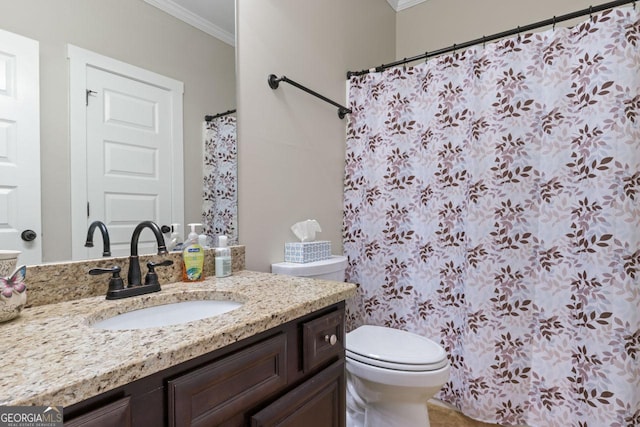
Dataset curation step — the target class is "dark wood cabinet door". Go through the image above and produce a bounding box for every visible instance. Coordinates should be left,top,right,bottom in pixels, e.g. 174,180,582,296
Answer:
250,360,345,427
302,310,344,372
64,396,131,427
168,333,287,427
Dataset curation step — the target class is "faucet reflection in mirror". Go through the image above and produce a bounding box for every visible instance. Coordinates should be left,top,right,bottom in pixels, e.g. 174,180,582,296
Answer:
202,115,238,244
84,221,111,257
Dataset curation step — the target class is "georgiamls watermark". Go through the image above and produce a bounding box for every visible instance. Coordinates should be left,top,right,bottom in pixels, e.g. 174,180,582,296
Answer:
0,406,63,427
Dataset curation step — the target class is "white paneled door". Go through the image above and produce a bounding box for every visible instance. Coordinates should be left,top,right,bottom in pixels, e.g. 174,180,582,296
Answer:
69,45,184,260
86,67,173,258
0,29,41,265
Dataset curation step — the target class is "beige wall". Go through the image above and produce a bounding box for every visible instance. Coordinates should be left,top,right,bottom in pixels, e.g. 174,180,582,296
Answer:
396,0,596,59
236,0,396,271
0,0,235,262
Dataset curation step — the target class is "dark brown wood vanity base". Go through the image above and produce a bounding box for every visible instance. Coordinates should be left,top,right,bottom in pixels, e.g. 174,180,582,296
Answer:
64,302,346,427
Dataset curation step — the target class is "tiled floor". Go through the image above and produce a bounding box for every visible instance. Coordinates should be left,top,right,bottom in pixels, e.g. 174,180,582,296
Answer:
428,402,499,427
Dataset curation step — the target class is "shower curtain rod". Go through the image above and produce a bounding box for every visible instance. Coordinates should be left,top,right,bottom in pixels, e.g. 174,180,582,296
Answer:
347,0,636,78
268,74,352,119
205,109,236,121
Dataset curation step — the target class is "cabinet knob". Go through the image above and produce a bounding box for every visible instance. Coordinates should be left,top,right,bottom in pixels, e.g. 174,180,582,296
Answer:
324,334,337,346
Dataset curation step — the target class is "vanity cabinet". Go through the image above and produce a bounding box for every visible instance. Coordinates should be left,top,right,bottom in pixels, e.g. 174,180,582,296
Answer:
63,302,345,427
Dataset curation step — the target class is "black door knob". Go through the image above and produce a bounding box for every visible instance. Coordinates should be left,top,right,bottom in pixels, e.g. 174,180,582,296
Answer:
21,230,37,242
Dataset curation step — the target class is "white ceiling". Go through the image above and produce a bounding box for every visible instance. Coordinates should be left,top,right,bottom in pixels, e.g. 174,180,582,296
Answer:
144,0,428,47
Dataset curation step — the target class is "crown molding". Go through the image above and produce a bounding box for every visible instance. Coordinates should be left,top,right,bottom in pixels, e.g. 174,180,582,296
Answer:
386,0,428,12
144,0,235,46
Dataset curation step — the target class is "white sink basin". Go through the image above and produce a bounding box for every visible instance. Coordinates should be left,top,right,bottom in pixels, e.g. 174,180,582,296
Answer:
91,300,243,330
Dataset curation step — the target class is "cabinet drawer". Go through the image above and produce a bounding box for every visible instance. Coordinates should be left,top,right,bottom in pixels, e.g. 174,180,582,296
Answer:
65,396,131,427
168,333,287,427
250,360,345,427
302,310,344,372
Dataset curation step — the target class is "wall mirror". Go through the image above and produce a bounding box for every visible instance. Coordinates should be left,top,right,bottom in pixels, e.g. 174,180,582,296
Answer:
0,0,236,264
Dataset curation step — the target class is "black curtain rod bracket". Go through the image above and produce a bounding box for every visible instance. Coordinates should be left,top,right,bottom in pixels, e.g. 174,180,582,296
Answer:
205,109,236,121
347,0,636,78
268,74,351,119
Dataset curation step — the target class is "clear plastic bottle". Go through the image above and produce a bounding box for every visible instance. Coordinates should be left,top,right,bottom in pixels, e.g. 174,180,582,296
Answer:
214,235,232,278
167,223,182,251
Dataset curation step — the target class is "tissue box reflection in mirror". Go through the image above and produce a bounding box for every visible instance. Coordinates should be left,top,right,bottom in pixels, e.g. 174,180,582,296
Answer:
285,241,331,263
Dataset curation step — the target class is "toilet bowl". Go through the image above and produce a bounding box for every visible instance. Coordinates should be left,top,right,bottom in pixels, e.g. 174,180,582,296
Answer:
345,325,450,427
270,256,449,426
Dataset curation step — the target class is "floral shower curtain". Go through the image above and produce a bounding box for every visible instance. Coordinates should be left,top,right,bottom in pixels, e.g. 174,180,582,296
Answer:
202,116,238,244
343,7,639,427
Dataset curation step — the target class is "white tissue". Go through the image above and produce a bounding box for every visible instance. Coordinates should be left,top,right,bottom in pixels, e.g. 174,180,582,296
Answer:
291,219,322,242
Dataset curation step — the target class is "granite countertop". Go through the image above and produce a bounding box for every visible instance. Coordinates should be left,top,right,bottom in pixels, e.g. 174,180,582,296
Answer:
0,270,356,407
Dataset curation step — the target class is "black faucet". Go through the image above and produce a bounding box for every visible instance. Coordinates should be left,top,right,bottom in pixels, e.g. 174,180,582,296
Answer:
85,220,111,257
127,221,168,286
88,221,172,300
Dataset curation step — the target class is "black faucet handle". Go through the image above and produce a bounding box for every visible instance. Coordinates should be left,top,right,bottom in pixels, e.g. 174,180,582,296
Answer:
89,266,124,293
89,266,121,276
145,260,174,286
147,260,174,270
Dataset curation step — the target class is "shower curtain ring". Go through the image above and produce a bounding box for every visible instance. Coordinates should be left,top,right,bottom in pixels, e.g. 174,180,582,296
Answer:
552,16,556,30
425,52,428,63
517,26,521,42
589,5,593,18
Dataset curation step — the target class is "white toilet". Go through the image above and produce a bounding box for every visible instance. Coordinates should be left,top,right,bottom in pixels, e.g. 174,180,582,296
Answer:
271,255,348,281
345,325,450,427
271,255,450,427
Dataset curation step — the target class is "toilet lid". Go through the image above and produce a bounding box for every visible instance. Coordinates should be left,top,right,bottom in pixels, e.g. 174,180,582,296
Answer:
346,325,448,371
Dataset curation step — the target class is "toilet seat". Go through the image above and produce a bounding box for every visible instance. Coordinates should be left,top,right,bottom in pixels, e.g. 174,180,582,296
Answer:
346,355,451,388
346,325,448,372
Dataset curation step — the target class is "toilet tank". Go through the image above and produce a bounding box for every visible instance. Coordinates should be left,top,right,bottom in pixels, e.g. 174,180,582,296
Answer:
271,255,347,281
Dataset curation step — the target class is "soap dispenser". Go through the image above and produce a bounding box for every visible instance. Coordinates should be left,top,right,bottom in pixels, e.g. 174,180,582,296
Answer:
214,235,232,278
182,223,204,281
